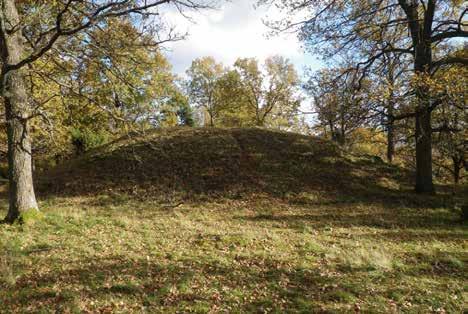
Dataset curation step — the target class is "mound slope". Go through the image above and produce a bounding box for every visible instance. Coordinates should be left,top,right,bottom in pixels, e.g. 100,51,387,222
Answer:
39,128,406,199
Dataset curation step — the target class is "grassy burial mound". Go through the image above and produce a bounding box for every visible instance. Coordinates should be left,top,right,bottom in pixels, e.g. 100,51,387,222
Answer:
1,128,466,312
39,127,408,201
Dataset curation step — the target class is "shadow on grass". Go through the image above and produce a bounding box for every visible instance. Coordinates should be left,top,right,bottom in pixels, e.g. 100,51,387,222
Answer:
2,247,464,312
235,193,466,232
240,210,462,229
3,256,336,312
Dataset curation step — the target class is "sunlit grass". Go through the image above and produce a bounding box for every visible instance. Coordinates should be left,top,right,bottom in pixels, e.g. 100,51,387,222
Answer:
0,193,466,313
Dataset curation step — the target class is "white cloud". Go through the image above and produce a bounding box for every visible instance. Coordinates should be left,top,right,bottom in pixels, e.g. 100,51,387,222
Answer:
161,0,321,76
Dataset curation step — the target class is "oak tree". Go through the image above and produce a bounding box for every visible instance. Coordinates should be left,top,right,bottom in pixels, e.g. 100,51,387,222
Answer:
260,0,467,193
0,0,214,223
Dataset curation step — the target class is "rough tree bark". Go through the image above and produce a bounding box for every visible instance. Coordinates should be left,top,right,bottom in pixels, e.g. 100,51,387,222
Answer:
386,120,395,163
413,53,435,193
414,107,434,193
0,0,39,222
383,53,397,164
405,0,435,193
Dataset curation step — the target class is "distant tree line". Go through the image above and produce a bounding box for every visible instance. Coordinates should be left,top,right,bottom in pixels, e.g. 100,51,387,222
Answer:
258,0,467,191
185,56,306,131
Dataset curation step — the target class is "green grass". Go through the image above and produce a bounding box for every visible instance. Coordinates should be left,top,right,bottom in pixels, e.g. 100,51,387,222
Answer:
0,193,466,313
2,128,466,312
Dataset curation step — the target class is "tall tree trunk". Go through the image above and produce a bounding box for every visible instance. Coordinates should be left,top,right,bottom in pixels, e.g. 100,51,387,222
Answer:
412,29,434,193
387,121,395,163
386,101,395,163
414,43,434,193
414,108,434,193
1,0,39,223
328,120,334,141
452,156,461,185
336,107,346,146
209,111,214,127
384,53,396,164
338,128,346,147
401,1,435,193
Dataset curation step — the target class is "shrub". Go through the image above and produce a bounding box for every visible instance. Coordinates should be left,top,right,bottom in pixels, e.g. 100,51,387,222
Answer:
70,128,108,155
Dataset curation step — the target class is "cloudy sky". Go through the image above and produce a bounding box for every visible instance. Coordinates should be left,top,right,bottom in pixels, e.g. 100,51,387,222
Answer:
162,0,322,76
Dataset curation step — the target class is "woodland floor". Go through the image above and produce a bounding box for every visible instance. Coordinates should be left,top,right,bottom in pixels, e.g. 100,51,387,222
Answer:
0,190,466,313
